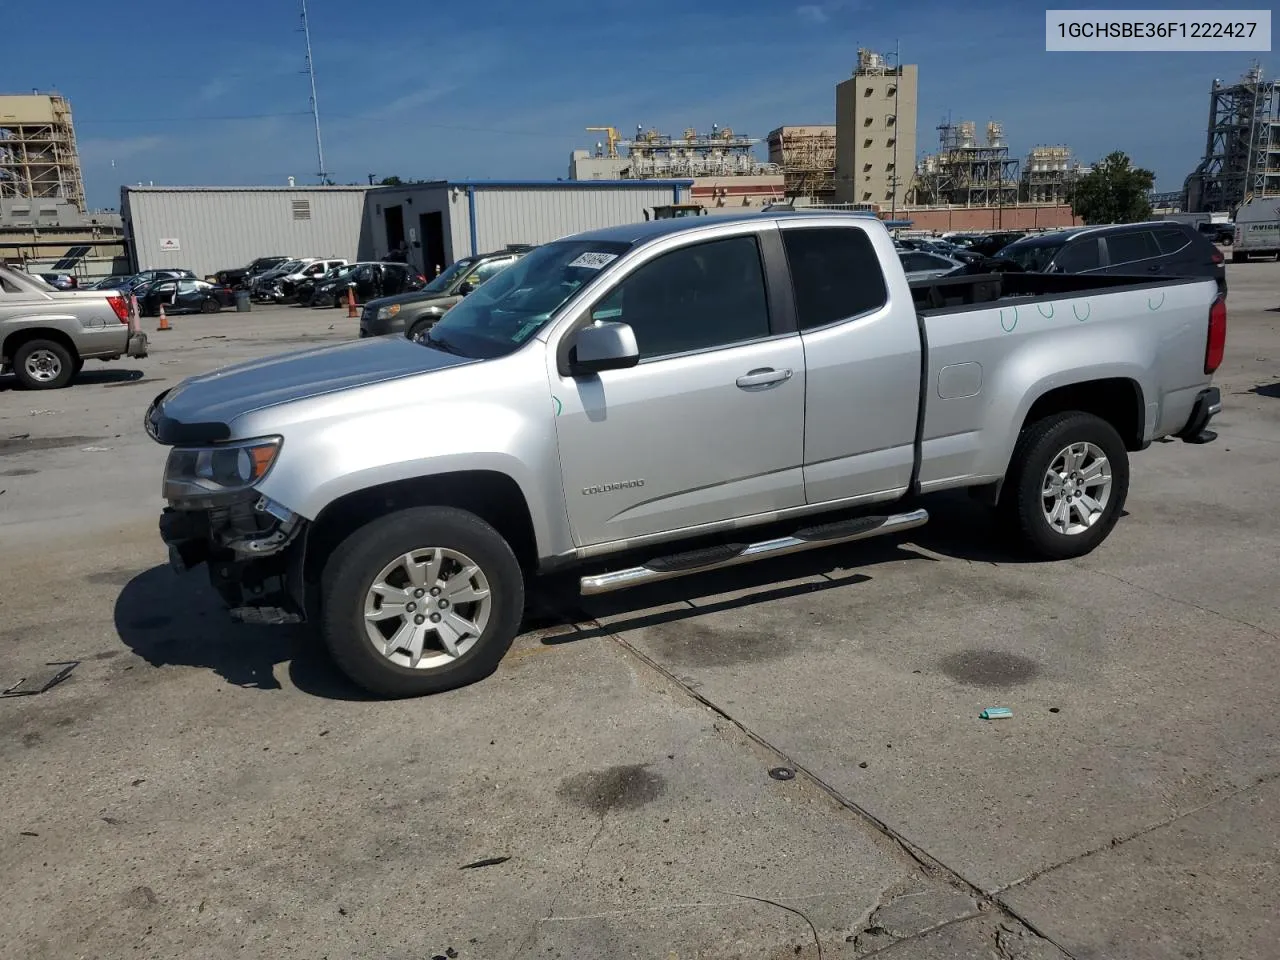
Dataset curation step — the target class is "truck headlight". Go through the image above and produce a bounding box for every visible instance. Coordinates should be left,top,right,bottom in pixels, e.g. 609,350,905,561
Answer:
376,304,400,320
164,436,282,502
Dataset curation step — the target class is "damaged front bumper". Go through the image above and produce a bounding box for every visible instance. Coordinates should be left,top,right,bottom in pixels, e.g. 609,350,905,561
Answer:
160,493,309,625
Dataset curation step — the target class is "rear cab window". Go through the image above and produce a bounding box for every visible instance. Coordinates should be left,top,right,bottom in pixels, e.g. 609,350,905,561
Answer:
781,226,887,330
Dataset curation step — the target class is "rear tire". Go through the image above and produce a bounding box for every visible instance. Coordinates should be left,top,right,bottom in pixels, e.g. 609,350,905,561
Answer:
13,339,76,390
320,507,525,698
999,412,1129,561
1231,251,1246,263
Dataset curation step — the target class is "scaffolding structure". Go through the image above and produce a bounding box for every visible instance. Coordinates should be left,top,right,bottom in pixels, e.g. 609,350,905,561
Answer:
1183,64,1280,213
914,119,1019,206
618,125,778,178
767,126,835,199
1021,145,1082,204
0,94,86,212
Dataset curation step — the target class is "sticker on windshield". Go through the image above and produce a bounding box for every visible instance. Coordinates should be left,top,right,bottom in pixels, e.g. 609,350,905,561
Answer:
567,252,618,270
511,319,542,343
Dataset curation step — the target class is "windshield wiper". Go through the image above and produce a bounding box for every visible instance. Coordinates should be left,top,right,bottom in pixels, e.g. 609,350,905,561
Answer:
423,331,467,357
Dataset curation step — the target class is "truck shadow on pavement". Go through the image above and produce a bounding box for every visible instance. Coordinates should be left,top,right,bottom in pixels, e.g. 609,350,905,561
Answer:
109,494,1111,696
113,565,374,701
0,368,147,392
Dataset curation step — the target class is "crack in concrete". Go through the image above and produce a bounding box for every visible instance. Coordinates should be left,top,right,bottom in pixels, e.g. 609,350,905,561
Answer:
726,891,823,959
507,810,609,960
994,768,1280,896
1086,567,1280,641
575,607,1080,960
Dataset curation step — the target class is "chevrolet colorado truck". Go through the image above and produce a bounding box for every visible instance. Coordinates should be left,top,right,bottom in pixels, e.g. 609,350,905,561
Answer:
1,264,148,389
147,212,1225,697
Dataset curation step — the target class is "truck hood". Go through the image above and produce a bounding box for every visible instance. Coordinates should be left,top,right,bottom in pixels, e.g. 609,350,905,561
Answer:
150,336,473,442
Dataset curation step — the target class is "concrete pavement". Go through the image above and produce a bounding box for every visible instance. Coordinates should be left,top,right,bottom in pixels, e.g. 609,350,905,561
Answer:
1,266,1277,958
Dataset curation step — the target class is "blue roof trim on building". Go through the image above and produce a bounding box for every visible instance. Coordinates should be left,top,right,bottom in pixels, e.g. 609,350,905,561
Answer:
447,179,695,188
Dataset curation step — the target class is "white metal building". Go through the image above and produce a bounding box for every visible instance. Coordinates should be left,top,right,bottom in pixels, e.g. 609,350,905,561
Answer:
364,180,692,276
120,185,374,278
120,180,692,280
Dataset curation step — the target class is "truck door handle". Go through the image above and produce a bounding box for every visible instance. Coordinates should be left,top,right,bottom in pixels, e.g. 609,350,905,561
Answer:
1147,264,1162,272
736,367,792,388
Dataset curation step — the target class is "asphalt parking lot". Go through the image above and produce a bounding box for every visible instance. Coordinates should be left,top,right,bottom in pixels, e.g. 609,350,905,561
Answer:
1,270,1278,960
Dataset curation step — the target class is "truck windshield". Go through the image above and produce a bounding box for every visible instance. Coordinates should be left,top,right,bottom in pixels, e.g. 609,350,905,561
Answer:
423,240,632,359
996,240,1065,272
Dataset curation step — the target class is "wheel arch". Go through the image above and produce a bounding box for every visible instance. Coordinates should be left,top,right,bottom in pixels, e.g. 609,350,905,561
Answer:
1,326,79,364
303,470,539,588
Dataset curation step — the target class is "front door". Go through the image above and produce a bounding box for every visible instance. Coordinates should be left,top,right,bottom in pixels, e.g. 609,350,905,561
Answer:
550,230,807,549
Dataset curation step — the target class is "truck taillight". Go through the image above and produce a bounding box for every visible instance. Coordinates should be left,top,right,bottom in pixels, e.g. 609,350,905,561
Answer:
1205,295,1226,375
106,294,130,323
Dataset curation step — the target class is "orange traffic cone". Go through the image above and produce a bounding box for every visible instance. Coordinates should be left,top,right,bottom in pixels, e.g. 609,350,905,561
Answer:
346,287,358,318
157,303,170,331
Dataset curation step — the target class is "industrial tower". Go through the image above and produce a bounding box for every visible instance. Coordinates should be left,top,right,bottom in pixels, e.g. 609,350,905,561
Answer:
0,93,86,212
1183,64,1280,213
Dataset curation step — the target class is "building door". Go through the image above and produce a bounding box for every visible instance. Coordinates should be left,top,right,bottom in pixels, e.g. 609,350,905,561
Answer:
419,211,446,277
384,204,405,254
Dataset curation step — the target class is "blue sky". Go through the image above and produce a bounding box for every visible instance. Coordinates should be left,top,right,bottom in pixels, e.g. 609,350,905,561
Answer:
3,0,1272,208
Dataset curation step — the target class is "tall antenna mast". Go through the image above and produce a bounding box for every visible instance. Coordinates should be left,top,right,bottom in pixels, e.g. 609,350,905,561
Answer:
300,0,329,183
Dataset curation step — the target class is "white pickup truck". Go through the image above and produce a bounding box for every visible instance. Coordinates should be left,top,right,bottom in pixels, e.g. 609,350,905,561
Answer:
149,211,1225,697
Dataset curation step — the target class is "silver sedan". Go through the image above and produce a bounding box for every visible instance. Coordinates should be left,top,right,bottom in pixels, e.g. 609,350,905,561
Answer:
899,249,965,281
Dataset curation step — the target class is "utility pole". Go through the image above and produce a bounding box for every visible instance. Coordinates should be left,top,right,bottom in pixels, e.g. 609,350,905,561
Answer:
890,38,901,224
300,0,329,184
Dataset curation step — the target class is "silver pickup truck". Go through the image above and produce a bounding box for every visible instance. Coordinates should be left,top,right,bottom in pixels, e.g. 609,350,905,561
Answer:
1,264,149,389
147,212,1225,697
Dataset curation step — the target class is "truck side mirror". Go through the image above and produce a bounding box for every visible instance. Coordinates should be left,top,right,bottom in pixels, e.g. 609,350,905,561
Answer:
569,321,640,375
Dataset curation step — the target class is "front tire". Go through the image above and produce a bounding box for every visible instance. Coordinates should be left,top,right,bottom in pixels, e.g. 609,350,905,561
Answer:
200,298,220,314
407,318,433,343
1000,412,1130,560
320,507,525,697
13,339,76,390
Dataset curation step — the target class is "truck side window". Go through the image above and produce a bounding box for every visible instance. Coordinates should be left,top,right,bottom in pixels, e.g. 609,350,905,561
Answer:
1054,238,1100,272
591,235,771,360
782,227,887,330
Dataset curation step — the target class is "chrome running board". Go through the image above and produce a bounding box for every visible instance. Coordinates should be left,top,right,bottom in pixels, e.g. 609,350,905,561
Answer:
579,508,929,596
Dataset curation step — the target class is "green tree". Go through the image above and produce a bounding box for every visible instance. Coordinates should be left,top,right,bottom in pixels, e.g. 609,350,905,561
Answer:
1068,151,1155,225
379,175,404,186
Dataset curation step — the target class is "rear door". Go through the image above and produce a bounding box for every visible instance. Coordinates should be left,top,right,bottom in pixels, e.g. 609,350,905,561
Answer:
780,222,921,505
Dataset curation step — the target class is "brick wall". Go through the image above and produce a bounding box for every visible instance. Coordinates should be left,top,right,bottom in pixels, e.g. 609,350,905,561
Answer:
895,205,1082,233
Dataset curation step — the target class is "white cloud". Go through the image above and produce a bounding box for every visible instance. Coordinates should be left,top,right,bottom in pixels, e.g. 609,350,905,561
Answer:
796,4,828,23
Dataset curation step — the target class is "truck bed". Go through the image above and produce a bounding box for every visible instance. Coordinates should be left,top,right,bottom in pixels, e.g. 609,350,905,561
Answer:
909,270,1205,313
910,269,1220,491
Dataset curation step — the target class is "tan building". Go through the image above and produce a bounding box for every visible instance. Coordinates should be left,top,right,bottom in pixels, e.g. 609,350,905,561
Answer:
834,49,917,210
766,125,836,200
0,93,86,215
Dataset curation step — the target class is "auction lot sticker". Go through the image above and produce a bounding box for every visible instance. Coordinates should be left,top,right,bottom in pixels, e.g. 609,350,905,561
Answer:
568,252,619,270
1046,9,1271,50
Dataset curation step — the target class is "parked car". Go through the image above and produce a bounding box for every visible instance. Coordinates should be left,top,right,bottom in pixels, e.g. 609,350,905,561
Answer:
86,275,134,290
265,259,347,303
1,263,148,389
250,259,314,300
1196,221,1234,245
1231,197,1280,261
147,211,1226,697
137,277,237,316
312,262,425,308
899,249,965,280
360,246,531,339
965,232,1027,256
126,269,196,290
216,256,291,289
995,221,1226,295
38,273,78,290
